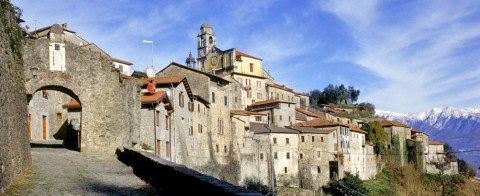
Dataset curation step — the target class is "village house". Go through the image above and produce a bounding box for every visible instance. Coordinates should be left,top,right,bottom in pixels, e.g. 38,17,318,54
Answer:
294,92,310,109
375,120,412,166
247,100,296,127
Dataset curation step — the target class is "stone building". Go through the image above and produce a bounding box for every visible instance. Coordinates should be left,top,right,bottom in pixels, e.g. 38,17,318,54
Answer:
295,107,323,123
251,123,300,187
267,83,296,103
247,100,296,127
294,92,310,109
24,23,141,152
376,120,411,166
426,141,458,175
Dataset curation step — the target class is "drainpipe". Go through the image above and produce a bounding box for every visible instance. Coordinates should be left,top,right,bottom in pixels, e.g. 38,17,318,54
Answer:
170,83,176,163
153,103,157,156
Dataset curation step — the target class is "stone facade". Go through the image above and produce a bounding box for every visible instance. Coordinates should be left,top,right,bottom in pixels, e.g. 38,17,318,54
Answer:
0,1,31,193
24,24,142,152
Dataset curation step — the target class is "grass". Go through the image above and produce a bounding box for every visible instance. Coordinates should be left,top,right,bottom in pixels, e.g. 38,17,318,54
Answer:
3,166,36,195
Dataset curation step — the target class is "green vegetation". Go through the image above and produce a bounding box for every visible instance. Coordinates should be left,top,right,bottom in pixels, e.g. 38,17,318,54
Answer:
0,0,24,60
140,143,153,151
309,84,360,105
363,169,397,195
322,173,369,196
243,177,272,195
361,122,387,155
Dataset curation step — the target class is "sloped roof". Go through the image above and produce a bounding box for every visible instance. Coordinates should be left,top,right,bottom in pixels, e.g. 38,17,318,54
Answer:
250,122,298,134
248,99,295,107
140,76,185,85
231,110,267,116
141,91,167,105
296,108,323,118
429,141,444,145
121,74,139,80
348,125,367,134
376,120,410,128
159,62,230,83
289,126,336,134
63,99,81,109
236,50,262,60
293,117,344,128
294,92,309,96
267,83,293,92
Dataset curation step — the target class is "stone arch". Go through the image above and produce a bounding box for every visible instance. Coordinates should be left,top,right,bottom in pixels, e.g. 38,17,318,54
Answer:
27,83,83,151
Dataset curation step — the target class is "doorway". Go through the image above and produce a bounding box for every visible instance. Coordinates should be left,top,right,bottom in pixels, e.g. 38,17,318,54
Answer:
42,115,47,140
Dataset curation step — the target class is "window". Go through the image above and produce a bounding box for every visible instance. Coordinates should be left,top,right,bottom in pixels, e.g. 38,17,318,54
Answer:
333,132,336,138
281,94,284,100
198,124,202,133
224,96,228,106
198,104,200,113
276,93,279,100
300,153,303,159
189,126,193,136
212,92,215,103
119,65,124,73
284,167,287,173
156,111,160,126
286,152,290,159
274,152,278,159
286,138,289,144
250,63,254,72
201,37,205,47
56,113,62,121
312,136,315,142
247,91,252,98
317,166,321,173
279,115,282,121
257,93,262,99
255,116,262,121
235,97,238,103
216,144,219,153
246,79,251,86
288,116,291,122
188,102,194,112
321,137,324,142
235,85,238,91
273,137,277,144
179,93,184,108
256,81,261,87
301,136,305,142
224,145,227,153
260,153,264,160
55,44,60,50
317,151,321,158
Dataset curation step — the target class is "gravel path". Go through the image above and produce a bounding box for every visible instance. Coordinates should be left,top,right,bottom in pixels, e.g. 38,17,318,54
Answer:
5,146,157,195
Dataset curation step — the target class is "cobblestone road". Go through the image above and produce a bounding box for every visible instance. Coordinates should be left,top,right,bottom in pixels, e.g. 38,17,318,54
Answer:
5,145,157,195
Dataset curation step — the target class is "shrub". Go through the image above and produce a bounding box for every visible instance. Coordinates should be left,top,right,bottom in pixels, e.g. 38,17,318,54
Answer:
243,177,272,195
323,172,369,196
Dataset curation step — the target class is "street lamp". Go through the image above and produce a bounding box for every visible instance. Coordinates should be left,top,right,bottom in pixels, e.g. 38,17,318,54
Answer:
30,67,39,79
142,40,154,69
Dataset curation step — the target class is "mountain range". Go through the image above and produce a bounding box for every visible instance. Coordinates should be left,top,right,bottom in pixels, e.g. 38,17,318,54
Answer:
376,107,480,176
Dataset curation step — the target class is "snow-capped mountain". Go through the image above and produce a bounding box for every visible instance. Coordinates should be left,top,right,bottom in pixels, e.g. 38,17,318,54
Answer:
377,107,480,176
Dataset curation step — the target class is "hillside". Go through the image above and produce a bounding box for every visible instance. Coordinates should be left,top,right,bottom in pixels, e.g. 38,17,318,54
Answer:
377,107,480,176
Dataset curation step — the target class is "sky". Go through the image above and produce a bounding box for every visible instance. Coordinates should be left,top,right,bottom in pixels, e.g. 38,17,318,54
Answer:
13,0,480,113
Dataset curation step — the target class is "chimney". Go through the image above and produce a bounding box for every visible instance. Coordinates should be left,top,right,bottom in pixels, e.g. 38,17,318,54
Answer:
62,23,68,29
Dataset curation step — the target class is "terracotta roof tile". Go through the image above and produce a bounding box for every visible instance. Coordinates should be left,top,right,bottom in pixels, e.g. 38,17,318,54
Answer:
140,76,185,85
294,92,309,96
296,108,323,118
429,141,444,145
63,99,81,109
236,50,262,60
348,125,367,134
248,99,295,107
267,83,293,92
376,120,410,128
231,110,267,116
141,91,167,104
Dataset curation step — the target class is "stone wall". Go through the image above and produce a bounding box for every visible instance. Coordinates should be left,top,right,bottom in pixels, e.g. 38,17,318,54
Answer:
23,28,141,152
0,0,32,193
116,147,261,195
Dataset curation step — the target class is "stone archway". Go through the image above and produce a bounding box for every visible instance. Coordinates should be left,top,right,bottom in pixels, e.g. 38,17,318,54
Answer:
27,84,83,151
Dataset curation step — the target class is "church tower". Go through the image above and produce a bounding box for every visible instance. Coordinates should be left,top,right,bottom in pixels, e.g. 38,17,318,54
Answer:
197,22,216,61
185,51,196,68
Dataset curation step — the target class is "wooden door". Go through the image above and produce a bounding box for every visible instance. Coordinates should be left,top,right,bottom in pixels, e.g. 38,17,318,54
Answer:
28,114,32,140
42,115,47,140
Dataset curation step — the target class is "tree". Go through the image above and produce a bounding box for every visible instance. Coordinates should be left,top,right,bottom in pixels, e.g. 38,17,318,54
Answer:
361,122,387,155
443,143,457,162
323,173,369,196
347,86,360,104
309,89,322,106
457,159,476,178
357,102,375,117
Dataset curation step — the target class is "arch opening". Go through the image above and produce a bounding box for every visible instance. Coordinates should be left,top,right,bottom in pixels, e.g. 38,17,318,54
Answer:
27,85,82,151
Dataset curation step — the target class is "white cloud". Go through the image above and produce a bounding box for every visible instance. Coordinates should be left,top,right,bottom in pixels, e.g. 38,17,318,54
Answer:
319,0,480,112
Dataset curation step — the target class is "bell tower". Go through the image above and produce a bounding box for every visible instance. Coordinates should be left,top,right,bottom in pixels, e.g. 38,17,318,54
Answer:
197,22,215,60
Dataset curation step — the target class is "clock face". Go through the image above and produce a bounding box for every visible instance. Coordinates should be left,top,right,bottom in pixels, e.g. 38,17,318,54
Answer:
211,56,218,65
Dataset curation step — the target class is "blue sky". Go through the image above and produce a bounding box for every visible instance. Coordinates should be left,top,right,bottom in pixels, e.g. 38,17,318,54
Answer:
14,0,480,113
